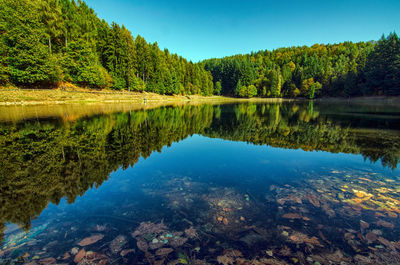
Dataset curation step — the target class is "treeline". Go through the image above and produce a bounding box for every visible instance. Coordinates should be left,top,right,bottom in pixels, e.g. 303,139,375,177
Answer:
0,0,214,95
203,33,400,98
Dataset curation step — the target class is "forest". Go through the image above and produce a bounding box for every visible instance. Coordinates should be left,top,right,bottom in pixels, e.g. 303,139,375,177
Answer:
0,0,399,98
0,0,214,95
203,34,400,98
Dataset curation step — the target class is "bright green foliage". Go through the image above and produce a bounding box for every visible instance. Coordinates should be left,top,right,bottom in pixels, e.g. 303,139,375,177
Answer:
309,81,322,99
0,0,213,94
214,81,222,95
234,80,242,96
62,40,109,87
266,69,282,97
236,84,257,98
1,0,61,86
247,85,257,98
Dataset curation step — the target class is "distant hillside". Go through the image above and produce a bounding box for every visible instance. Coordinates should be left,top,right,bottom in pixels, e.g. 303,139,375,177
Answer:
202,33,400,98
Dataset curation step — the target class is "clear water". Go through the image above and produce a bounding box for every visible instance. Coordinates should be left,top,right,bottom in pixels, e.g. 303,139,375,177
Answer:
0,101,399,265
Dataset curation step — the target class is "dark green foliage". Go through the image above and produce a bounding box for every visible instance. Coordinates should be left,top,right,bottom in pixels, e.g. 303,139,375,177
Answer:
0,0,213,94
204,36,400,98
364,33,400,96
204,57,255,96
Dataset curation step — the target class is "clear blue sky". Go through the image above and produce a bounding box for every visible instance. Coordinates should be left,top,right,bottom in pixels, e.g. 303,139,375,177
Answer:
85,0,400,62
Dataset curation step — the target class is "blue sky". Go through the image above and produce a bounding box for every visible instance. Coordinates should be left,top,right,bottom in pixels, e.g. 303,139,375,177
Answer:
85,0,400,62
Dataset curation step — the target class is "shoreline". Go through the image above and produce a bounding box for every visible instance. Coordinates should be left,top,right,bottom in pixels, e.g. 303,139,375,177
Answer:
0,87,398,107
0,87,290,106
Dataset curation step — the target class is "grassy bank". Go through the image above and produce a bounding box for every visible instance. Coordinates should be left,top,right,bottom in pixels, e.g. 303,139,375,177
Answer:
0,86,291,123
0,86,288,106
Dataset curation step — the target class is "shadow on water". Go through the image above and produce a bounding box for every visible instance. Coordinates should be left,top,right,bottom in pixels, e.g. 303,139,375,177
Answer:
0,101,399,264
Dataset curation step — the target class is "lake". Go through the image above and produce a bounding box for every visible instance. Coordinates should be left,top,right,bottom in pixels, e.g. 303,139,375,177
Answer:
0,100,399,265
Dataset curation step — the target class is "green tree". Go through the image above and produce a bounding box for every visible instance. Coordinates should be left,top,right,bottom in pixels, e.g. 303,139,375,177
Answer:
214,81,222,95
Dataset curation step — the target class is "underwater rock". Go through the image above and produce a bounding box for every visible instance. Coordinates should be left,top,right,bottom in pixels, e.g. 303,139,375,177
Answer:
344,232,355,240
258,258,289,265
277,195,302,205
239,233,265,247
288,232,323,247
132,222,189,252
136,239,148,252
372,229,383,235
354,254,372,263
131,222,168,238
306,194,320,207
376,220,395,229
191,260,210,265
78,234,104,247
353,189,373,199
366,232,377,243
71,247,79,255
120,249,134,257
223,218,229,226
169,235,187,248
38,257,56,265
109,235,127,254
74,249,86,263
97,260,107,265
321,203,336,217
360,220,370,229
76,252,108,265
93,225,107,232
378,237,396,251
155,248,173,256
282,213,304,220
149,240,164,250
184,227,198,239
278,246,291,256
217,250,242,265
387,212,398,218
324,250,346,263
62,252,71,260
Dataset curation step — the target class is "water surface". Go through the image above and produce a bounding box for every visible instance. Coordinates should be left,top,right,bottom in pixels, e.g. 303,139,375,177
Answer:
1,101,399,265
